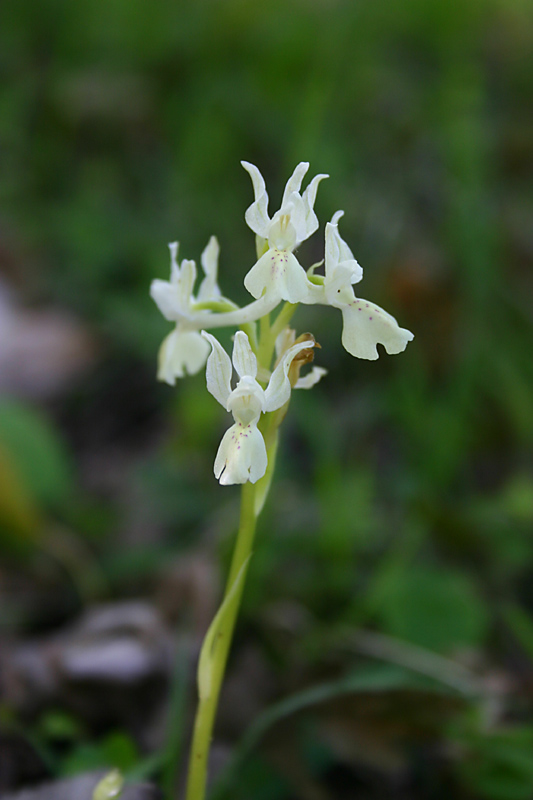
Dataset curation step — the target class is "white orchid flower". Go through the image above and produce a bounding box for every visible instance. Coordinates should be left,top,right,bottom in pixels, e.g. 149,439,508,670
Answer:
202,330,316,485
242,161,328,304
151,238,223,323
156,328,211,384
324,218,414,360
151,238,225,384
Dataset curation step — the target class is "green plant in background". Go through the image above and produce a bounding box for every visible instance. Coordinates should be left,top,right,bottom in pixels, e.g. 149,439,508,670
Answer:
150,161,413,799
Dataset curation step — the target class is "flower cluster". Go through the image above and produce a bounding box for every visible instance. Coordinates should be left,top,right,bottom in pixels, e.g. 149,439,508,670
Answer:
151,162,414,485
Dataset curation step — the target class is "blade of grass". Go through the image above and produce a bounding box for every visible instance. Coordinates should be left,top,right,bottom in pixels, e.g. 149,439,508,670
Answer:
210,663,462,800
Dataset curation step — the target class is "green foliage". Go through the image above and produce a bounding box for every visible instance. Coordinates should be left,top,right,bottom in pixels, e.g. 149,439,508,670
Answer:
451,715,533,800
375,564,489,653
226,758,290,800
36,709,84,742
0,399,73,511
59,732,139,777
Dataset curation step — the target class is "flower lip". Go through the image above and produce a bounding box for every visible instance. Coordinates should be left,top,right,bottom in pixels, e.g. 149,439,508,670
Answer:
214,422,267,485
157,327,211,384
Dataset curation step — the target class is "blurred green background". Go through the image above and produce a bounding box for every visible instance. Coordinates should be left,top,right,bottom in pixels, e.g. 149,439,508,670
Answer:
1,0,533,798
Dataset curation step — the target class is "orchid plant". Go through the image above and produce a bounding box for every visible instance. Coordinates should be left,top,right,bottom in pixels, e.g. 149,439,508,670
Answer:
150,162,413,800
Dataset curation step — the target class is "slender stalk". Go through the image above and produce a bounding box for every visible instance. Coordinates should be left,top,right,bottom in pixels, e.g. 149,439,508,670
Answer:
257,312,272,368
259,302,297,371
270,302,297,341
184,304,290,799
185,482,258,800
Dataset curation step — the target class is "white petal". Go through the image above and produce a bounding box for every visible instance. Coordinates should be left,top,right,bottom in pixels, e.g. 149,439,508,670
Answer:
299,279,327,306
295,366,328,389
264,340,316,411
168,242,180,283
242,161,270,238
324,264,360,307
280,193,307,246
157,327,210,384
325,221,362,283
178,259,197,305
325,221,341,277
299,172,328,241
282,172,328,246
214,422,268,485
335,226,360,272
244,248,311,304
201,331,233,407
268,210,297,251
232,331,257,379
150,279,181,321
197,235,221,301
151,246,197,320
227,377,265,424
324,222,363,306
303,173,329,213
340,299,414,360
281,162,309,207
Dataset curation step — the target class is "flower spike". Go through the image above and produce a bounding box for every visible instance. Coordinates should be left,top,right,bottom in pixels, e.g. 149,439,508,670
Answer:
151,161,414,390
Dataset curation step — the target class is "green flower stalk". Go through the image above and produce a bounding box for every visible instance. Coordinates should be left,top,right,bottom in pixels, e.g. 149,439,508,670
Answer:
150,161,414,799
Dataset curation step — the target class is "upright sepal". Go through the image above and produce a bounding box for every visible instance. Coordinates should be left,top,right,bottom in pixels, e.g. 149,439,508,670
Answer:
232,330,258,379
202,331,233,407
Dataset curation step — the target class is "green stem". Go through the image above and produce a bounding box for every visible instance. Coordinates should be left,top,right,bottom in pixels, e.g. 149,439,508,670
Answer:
184,300,293,799
185,482,258,800
256,302,297,372
239,320,258,352
271,302,297,341
256,312,272,368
